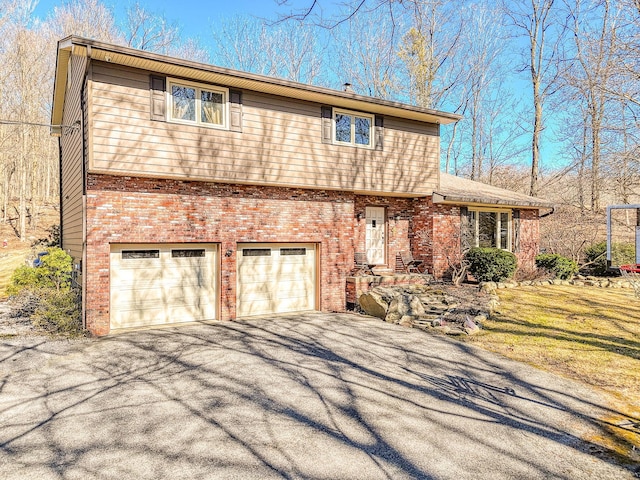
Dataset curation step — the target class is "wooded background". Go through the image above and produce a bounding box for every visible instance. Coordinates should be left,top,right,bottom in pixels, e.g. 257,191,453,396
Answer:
1,0,638,261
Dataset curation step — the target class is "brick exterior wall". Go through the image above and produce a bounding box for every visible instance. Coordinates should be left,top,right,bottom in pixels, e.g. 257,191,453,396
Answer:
411,198,462,278
82,174,542,334
411,199,541,279
353,196,414,272
515,209,540,270
85,175,418,335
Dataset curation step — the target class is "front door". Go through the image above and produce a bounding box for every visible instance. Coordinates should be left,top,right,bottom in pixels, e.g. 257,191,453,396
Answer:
366,206,385,264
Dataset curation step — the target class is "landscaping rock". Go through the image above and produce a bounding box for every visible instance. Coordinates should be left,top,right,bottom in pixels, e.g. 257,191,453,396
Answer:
479,282,497,294
432,325,451,334
464,316,481,335
358,291,389,319
446,327,466,336
385,294,426,324
357,283,493,335
474,314,487,326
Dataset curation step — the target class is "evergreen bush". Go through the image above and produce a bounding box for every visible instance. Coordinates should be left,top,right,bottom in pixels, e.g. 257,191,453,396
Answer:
584,241,635,276
465,247,518,282
535,253,578,280
6,247,82,335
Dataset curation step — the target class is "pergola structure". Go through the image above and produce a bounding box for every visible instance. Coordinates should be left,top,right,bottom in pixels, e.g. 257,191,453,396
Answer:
606,204,640,268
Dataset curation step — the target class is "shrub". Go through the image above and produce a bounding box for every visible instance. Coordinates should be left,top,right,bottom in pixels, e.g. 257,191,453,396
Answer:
6,247,82,335
535,253,578,280
465,247,518,282
6,247,72,296
32,289,82,334
584,241,636,276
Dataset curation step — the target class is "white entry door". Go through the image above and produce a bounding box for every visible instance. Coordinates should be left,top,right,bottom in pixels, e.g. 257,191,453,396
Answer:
366,206,385,264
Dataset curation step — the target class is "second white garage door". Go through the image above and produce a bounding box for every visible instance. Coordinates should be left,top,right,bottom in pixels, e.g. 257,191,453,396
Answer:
236,243,317,317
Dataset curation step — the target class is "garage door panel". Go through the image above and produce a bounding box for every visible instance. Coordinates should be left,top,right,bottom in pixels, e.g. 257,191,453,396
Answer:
111,244,217,329
237,243,316,317
238,283,272,296
162,286,212,298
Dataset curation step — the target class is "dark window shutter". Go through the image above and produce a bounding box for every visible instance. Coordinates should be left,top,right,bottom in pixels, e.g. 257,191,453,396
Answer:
513,209,521,253
150,75,166,121
374,115,384,150
321,106,332,144
460,206,473,251
229,89,243,132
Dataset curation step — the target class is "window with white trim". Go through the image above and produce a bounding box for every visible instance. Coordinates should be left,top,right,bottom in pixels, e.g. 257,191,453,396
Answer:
168,79,228,129
469,208,512,250
333,109,374,147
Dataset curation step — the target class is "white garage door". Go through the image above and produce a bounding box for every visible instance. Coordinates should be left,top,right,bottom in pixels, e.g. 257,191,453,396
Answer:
110,244,217,329
237,243,316,317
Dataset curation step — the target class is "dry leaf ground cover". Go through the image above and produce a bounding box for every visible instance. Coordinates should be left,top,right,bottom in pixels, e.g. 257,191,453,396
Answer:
463,284,640,465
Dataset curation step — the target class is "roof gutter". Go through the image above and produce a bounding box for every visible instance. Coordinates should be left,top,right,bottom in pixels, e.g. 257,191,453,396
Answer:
51,36,462,134
432,192,554,210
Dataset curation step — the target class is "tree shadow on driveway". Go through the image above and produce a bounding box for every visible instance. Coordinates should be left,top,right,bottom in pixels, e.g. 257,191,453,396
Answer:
0,313,637,479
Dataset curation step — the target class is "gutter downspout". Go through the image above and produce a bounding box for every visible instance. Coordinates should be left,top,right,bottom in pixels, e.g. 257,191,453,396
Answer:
80,48,91,331
58,139,63,247
539,206,555,219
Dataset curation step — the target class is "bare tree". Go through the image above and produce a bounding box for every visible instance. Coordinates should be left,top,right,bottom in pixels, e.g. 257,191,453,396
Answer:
397,0,465,109
123,3,179,53
329,5,402,97
49,0,121,42
563,0,621,211
210,15,323,83
503,0,566,197
211,15,272,75
458,3,508,180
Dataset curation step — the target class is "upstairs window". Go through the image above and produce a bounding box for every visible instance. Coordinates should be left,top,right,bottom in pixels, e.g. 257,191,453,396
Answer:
333,109,374,148
168,79,228,129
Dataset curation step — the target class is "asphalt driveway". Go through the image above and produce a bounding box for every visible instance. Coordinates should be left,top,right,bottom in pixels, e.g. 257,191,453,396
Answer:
0,313,636,479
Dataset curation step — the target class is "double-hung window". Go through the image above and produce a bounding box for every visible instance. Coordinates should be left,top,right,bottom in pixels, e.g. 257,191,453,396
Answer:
333,109,374,148
468,208,511,250
168,79,228,129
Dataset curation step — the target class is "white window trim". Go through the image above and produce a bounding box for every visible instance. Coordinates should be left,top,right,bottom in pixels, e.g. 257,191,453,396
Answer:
469,207,512,251
167,78,229,130
333,108,374,148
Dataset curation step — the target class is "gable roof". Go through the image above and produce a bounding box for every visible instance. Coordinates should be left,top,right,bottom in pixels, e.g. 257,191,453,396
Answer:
433,173,554,209
51,36,462,135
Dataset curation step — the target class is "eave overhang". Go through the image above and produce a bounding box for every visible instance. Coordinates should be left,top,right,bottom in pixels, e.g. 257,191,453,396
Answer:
51,36,462,136
433,173,554,210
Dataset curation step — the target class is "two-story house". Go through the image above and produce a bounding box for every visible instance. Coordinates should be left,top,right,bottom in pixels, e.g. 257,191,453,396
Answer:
51,36,552,335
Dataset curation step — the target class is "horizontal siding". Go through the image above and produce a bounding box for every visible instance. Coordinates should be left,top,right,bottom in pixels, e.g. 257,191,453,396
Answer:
89,62,440,196
60,52,86,263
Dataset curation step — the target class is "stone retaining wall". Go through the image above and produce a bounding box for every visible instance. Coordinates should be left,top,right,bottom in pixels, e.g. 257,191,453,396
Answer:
482,275,638,291
346,274,432,308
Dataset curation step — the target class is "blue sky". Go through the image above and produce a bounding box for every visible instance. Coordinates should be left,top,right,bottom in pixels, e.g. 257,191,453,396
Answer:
29,0,563,171
33,0,311,41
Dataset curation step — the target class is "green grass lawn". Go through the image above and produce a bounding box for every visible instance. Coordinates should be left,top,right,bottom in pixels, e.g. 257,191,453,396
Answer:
463,284,640,464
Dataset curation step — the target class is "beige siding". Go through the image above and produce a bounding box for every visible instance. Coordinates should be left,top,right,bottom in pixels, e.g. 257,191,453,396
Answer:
89,62,440,196
60,51,86,264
